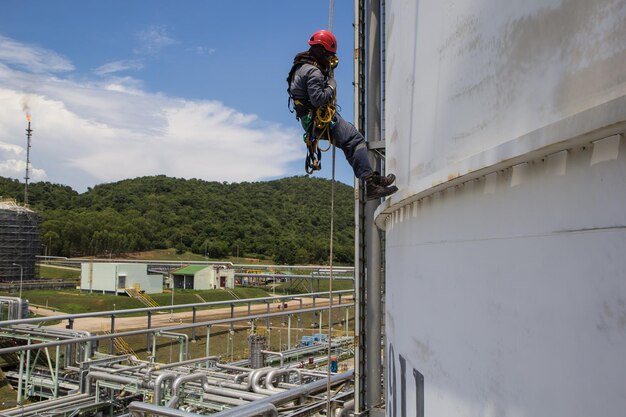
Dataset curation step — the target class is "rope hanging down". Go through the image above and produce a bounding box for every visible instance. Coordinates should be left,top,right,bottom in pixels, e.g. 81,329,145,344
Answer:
325,2,336,416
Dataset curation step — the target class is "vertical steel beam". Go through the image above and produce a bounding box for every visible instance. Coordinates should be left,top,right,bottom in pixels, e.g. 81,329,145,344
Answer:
354,0,367,413
365,0,384,407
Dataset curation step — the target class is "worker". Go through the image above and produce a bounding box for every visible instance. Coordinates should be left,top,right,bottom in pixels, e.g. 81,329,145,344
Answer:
287,29,398,201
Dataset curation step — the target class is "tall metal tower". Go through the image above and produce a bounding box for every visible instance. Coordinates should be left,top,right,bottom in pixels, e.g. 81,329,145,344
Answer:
24,116,32,205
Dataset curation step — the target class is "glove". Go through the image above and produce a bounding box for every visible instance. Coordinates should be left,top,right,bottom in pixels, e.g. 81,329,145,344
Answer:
327,77,337,92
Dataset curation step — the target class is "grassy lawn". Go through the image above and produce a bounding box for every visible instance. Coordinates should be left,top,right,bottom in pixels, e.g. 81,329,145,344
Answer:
5,289,145,313
37,265,80,281
1,286,273,315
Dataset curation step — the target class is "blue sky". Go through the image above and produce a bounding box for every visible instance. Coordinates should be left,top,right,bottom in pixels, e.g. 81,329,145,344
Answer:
0,1,357,191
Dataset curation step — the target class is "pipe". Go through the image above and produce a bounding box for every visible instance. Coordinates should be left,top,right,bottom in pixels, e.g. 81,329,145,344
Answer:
216,363,252,372
201,392,248,407
166,372,270,410
129,402,277,417
264,369,302,391
85,371,140,395
144,356,218,379
0,296,25,319
336,399,355,417
260,350,284,369
152,372,178,405
166,373,206,408
159,331,189,361
0,393,92,415
128,371,354,417
202,375,267,396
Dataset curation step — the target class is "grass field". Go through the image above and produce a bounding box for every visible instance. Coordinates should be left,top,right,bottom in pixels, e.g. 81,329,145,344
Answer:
37,265,80,281
0,286,273,314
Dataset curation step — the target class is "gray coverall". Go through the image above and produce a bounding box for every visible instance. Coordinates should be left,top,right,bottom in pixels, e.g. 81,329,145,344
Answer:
289,63,373,179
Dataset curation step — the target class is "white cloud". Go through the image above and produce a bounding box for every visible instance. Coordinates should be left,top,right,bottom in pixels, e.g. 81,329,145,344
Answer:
189,46,216,56
0,36,302,192
94,60,144,75
0,35,74,73
134,25,176,56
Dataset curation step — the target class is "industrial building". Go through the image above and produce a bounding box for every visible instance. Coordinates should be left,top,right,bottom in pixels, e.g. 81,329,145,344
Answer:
171,264,235,290
0,199,40,282
80,262,163,294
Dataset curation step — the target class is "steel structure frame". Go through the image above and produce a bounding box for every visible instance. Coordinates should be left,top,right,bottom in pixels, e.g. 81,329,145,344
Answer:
0,200,40,281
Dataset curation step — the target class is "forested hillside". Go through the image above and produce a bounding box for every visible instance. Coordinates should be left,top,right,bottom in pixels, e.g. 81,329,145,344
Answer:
0,175,355,264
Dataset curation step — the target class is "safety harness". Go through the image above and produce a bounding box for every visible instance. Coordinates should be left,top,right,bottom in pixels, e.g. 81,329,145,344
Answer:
287,54,337,174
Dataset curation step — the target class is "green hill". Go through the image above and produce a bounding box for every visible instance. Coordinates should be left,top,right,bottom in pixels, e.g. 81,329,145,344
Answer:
0,175,354,264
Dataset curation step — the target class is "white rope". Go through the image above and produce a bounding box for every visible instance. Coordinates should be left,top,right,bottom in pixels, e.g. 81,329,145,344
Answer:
326,1,336,414
327,0,334,31
325,142,336,417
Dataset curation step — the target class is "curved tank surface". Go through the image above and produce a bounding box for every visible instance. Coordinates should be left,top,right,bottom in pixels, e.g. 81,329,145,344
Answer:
380,1,626,416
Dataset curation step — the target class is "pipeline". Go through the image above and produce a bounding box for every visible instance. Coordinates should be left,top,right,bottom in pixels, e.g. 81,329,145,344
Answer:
143,356,218,380
264,368,302,391
0,296,26,320
85,371,141,395
260,350,284,369
129,370,354,417
158,331,189,361
336,399,355,417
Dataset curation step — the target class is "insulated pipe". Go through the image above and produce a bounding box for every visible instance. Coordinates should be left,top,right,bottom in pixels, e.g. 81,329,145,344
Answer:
0,296,24,319
128,371,354,417
201,392,248,407
1,393,92,415
166,373,207,408
202,377,267,397
85,371,140,395
264,368,302,391
260,350,284,369
215,363,251,372
152,372,178,405
130,402,278,417
248,369,280,395
336,399,355,417
144,356,218,380
201,383,264,401
166,373,268,408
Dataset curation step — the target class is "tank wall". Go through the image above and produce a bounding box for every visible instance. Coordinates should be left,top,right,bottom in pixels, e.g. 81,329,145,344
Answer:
384,0,626,199
384,138,626,416
383,0,626,416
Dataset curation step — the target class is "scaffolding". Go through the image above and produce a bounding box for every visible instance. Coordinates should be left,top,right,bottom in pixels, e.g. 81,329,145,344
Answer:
0,199,40,281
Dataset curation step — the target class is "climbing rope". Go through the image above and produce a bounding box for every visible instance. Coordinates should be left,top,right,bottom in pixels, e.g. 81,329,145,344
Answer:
325,2,336,416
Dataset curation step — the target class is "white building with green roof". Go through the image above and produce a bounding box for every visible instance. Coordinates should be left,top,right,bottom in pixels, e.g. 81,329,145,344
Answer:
171,264,234,290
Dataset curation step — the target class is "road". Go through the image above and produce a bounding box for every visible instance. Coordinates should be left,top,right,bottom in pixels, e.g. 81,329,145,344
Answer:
31,297,343,333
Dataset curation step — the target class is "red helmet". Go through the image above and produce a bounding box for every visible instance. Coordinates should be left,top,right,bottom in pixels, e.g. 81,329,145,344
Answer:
308,30,337,54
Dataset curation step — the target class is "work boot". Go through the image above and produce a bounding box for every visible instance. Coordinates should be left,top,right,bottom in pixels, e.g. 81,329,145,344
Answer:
365,179,398,201
369,171,396,187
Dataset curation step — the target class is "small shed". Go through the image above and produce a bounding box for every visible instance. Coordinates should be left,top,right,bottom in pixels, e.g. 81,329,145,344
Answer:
80,263,163,294
171,265,234,290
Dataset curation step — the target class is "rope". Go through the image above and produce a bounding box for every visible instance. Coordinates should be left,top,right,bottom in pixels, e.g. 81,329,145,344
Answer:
325,142,336,417
325,3,336,415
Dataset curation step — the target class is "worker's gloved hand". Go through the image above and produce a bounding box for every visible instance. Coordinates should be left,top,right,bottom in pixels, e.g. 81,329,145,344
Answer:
327,77,337,93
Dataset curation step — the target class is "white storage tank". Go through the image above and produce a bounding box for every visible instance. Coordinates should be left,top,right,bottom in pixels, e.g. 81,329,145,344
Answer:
379,1,626,416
